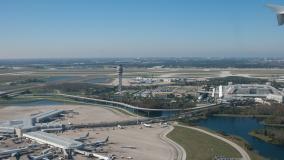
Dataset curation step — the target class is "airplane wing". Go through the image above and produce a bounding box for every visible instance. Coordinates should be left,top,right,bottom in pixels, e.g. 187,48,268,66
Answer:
266,4,284,25
266,4,284,13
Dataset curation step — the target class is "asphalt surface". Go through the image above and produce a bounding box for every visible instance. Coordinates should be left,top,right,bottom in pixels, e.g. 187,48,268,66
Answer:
160,126,187,160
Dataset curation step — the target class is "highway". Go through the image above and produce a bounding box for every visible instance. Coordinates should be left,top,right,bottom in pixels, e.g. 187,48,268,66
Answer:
176,124,251,160
160,126,186,160
57,93,221,112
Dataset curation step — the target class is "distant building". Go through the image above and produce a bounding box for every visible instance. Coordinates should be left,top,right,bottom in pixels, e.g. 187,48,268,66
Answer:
161,78,172,83
212,88,216,97
221,84,284,103
267,94,284,103
218,85,223,98
0,109,65,136
117,65,123,93
23,131,83,149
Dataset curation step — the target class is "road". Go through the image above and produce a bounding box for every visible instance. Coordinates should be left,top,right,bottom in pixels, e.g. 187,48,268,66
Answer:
160,126,187,160
57,93,221,112
176,124,251,160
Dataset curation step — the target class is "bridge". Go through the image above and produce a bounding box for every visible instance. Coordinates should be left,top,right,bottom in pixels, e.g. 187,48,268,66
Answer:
57,93,222,116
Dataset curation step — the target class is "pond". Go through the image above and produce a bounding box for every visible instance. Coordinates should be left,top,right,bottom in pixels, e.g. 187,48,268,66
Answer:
196,116,284,160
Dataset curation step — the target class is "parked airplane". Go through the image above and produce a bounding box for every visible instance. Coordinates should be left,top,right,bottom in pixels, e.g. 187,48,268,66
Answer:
142,123,152,128
0,147,27,158
83,145,104,152
74,132,89,142
41,127,63,133
41,148,52,154
266,4,284,25
0,135,6,140
27,152,53,160
74,149,112,160
0,133,13,140
160,122,169,128
120,146,137,149
117,125,125,129
86,136,109,147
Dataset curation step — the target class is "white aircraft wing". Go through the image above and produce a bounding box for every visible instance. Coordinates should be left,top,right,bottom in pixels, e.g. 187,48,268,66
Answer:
266,4,284,25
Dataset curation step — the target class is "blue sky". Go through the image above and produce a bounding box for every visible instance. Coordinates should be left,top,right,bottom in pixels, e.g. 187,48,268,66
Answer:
0,0,283,58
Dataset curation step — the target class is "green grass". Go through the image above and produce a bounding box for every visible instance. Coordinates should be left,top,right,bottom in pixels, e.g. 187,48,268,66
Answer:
227,135,265,160
249,131,273,143
167,126,241,160
249,130,284,145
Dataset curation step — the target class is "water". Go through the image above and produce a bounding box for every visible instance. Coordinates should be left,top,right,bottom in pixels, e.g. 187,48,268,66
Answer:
46,76,79,83
84,77,111,84
196,116,284,160
46,76,111,84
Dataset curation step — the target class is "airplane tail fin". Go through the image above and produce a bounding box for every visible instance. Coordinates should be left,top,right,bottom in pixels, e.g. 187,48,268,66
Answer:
27,154,33,160
105,136,109,143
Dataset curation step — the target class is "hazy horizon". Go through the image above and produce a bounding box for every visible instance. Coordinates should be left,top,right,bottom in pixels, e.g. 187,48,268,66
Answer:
1,0,284,59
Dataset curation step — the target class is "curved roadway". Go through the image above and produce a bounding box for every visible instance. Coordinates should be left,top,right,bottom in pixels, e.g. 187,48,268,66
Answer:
57,93,220,112
160,126,187,160
176,124,251,160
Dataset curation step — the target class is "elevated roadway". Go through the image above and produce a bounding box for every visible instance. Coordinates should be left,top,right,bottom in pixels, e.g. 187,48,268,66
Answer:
57,93,221,112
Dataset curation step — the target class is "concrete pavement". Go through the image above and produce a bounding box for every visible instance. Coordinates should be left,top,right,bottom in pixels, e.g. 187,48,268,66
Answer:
160,126,187,160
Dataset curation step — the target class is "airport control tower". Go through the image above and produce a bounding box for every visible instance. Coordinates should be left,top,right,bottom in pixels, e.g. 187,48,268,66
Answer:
117,65,123,94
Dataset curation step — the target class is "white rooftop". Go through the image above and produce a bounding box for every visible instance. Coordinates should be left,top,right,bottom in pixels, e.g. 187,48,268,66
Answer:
23,131,83,149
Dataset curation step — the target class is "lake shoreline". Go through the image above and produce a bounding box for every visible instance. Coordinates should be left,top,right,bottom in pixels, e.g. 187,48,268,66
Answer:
212,114,271,118
195,116,284,160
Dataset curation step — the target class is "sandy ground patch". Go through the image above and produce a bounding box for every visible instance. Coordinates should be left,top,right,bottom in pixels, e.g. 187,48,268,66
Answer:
60,124,177,160
0,104,136,123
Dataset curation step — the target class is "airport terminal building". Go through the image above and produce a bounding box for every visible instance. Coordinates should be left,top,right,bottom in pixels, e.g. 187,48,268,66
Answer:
220,83,284,103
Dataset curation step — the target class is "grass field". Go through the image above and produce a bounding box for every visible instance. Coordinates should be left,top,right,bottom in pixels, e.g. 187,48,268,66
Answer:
167,126,242,160
223,134,265,160
249,131,273,143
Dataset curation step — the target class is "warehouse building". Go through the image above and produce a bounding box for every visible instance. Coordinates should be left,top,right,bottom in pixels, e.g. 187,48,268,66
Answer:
0,118,35,134
220,84,284,103
23,131,83,150
0,110,65,135
32,109,64,123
